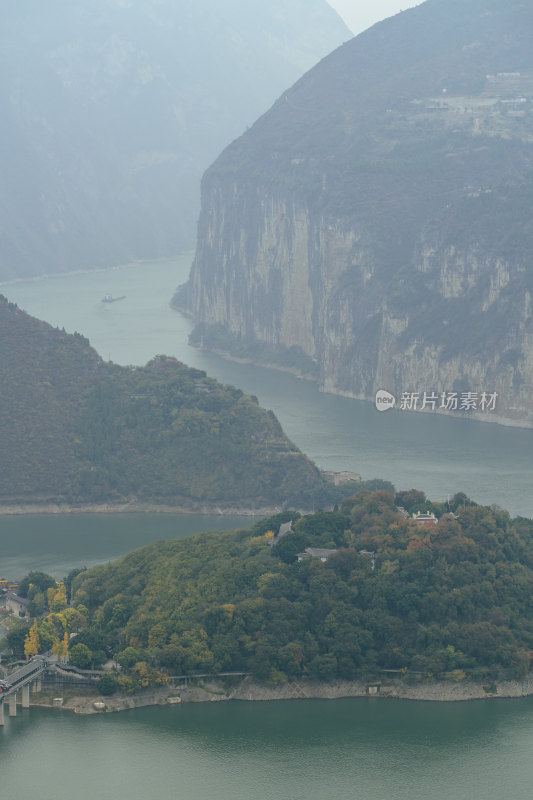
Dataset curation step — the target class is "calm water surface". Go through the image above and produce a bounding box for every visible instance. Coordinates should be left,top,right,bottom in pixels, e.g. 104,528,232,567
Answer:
2,697,533,800
0,512,259,579
3,258,533,798
4,255,533,516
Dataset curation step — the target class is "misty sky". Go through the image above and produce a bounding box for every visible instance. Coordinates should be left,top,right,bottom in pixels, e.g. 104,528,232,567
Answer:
328,0,422,35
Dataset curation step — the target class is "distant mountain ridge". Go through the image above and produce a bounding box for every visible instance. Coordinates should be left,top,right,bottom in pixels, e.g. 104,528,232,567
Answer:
0,0,350,280
178,0,533,427
0,294,339,510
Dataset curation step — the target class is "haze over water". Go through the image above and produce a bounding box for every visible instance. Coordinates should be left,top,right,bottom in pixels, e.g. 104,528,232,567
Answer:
3,6,533,794
5,254,533,518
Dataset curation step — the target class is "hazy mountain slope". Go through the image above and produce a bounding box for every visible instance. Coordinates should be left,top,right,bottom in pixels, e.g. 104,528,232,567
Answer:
0,295,336,509
0,0,350,280
0,297,100,498
178,0,533,427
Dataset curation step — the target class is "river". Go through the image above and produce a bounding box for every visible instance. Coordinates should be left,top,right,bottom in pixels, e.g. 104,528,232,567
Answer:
3,254,533,517
3,257,533,797
2,694,533,800
0,512,261,580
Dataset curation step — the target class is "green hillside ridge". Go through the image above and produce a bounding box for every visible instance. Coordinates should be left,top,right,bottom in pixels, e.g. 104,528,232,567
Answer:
0,295,340,509
179,0,533,426
206,0,533,240
57,489,533,692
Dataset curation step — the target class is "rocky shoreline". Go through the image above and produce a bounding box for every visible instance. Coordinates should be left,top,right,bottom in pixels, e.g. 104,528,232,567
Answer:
189,340,531,430
0,501,279,517
28,675,533,716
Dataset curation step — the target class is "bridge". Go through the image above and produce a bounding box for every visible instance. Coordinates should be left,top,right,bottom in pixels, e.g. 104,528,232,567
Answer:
0,656,48,724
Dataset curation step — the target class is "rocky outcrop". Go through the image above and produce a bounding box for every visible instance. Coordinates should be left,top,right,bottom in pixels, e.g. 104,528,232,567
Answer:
35,673,533,713
178,0,533,427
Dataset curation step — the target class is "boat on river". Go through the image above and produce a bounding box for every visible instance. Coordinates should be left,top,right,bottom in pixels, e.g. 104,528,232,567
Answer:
101,293,126,303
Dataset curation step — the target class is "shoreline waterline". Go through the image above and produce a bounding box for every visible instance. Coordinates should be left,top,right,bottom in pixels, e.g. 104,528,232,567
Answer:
0,254,190,289
0,501,284,517
190,342,533,430
27,674,533,716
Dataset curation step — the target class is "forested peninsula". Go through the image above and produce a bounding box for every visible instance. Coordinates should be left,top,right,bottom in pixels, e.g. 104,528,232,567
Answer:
48,490,533,697
0,295,344,510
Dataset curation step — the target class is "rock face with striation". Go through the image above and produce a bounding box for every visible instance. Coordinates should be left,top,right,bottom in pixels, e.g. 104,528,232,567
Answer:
178,0,533,427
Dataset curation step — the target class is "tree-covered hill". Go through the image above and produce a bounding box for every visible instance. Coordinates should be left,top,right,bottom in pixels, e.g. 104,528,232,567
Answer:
0,296,101,499
0,295,335,508
69,490,533,690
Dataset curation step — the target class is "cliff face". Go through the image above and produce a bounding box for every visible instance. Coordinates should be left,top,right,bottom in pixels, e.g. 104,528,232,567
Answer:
179,0,533,426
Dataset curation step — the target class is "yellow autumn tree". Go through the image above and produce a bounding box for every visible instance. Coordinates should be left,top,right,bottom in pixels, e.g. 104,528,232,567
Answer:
47,586,56,609
60,607,86,633
53,631,69,663
51,636,61,659
24,619,40,660
50,582,67,612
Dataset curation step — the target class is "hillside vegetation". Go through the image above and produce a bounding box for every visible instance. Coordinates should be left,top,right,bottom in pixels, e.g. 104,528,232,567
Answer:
65,490,533,691
0,295,336,509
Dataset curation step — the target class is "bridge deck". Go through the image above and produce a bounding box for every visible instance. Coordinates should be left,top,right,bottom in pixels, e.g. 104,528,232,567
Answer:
0,657,48,698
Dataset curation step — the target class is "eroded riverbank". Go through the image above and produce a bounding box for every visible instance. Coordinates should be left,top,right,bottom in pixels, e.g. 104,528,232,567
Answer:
27,674,533,716
0,502,282,517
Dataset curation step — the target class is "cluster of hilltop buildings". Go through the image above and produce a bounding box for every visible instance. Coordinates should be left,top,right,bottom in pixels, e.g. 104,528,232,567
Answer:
268,507,459,568
268,520,376,568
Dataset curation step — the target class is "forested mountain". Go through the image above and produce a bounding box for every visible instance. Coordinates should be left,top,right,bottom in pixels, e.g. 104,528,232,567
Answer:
0,0,350,280
0,295,336,509
178,0,533,427
65,490,533,690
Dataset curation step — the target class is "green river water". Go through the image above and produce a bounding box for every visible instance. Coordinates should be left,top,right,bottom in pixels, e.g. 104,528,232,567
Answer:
2,256,533,798
2,695,533,799
4,254,533,517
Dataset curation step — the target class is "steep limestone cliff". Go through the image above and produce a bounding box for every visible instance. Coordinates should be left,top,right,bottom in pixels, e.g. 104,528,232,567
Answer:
177,0,533,426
